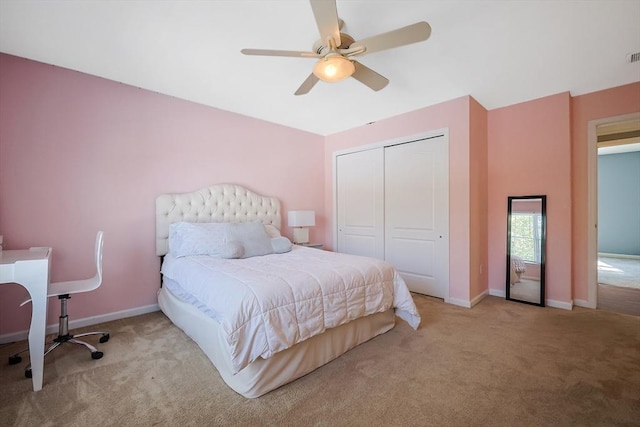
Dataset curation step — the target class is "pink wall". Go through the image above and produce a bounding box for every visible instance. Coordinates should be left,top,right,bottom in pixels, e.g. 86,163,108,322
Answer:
469,97,488,301
512,199,543,214
323,84,639,309
323,96,487,305
1,53,637,338
487,92,573,305
570,82,640,303
0,54,324,337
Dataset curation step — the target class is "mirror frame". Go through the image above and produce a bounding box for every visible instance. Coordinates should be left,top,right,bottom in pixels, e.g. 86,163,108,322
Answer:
506,195,546,307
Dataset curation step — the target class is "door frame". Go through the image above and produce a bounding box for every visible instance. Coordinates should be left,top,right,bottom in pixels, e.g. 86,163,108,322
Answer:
586,112,640,309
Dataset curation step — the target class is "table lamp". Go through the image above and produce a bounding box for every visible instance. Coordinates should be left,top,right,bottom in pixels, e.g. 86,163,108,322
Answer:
288,210,315,244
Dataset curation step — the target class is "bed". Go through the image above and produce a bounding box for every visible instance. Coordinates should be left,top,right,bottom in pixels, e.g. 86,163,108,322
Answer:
155,184,420,398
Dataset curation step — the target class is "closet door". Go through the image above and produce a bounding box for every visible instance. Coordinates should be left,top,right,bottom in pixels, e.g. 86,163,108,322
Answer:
336,148,384,259
384,137,449,298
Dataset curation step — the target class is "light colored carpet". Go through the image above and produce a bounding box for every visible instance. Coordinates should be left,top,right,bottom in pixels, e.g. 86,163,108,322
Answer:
1,295,639,426
509,278,541,304
598,256,640,289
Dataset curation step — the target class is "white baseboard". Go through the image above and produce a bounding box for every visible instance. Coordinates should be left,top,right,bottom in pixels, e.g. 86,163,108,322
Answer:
440,289,574,312
445,290,490,308
574,299,596,309
0,304,160,345
489,288,506,298
470,290,488,307
445,297,471,308
546,299,573,310
488,289,572,310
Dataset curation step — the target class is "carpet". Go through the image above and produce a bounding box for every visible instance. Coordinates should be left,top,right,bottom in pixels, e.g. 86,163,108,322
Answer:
598,284,640,316
1,295,639,426
598,256,640,289
509,278,541,304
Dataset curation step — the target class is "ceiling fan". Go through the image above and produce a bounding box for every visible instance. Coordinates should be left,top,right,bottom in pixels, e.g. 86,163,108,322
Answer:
241,0,432,95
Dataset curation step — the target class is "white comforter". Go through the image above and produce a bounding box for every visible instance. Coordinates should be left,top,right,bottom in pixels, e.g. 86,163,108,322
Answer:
161,245,421,374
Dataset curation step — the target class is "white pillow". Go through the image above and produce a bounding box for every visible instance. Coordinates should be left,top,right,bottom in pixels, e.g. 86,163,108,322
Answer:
271,236,293,254
218,241,245,259
264,224,282,238
168,222,227,258
169,221,275,259
223,222,273,258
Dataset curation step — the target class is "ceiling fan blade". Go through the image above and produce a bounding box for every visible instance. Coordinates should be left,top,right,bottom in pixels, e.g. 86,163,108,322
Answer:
350,21,431,56
241,48,321,58
294,74,320,96
310,0,341,47
351,61,389,92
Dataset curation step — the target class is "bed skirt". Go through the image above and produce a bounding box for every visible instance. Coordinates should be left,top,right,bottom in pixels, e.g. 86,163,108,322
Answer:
157,285,396,398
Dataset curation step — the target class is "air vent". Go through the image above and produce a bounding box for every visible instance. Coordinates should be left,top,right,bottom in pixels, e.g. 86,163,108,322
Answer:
627,52,640,63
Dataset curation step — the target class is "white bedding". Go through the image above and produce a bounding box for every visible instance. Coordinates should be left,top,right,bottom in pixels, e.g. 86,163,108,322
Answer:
161,245,420,374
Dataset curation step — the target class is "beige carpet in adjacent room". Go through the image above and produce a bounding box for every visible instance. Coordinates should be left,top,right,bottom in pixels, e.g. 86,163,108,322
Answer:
1,295,639,426
598,256,640,316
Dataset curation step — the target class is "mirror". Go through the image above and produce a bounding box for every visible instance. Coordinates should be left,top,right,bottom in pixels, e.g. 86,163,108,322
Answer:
506,195,546,306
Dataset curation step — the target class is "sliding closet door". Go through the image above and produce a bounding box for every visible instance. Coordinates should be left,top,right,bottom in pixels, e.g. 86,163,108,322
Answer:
336,148,384,259
384,137,449,298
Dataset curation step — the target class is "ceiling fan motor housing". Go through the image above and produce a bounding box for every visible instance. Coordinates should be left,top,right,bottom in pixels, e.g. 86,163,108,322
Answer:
313,33,355,55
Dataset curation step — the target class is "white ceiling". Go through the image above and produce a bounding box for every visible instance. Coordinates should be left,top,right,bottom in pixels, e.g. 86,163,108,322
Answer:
598,142,640,155
1,0,639,136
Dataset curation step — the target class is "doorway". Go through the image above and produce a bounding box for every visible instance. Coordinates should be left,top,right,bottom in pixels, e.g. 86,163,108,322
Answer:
590,115,640,316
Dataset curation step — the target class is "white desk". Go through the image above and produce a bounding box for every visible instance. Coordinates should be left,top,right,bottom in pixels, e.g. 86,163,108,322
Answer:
0,247,51,391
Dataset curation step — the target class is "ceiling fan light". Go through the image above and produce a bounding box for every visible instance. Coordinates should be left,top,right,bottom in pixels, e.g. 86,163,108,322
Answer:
313,55,355,83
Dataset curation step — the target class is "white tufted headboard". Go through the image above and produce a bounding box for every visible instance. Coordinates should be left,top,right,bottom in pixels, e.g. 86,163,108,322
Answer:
155,184,281,256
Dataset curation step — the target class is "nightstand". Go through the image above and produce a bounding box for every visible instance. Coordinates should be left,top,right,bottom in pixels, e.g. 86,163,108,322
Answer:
299,243,323,249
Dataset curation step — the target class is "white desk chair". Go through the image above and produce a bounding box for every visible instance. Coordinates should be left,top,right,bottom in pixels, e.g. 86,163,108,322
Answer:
9,231,109,378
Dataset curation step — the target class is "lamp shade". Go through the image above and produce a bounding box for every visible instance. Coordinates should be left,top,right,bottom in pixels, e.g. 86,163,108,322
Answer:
288,210,316,227
313,54,355,83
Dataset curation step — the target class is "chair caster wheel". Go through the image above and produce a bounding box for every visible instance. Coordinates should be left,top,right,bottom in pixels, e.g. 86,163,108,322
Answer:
99,333,109,343
91,351,103,360
9,355,22,365
25,369,32,379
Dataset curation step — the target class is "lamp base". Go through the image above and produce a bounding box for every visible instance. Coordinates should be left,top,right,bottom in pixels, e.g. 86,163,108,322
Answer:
292,228,309,244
